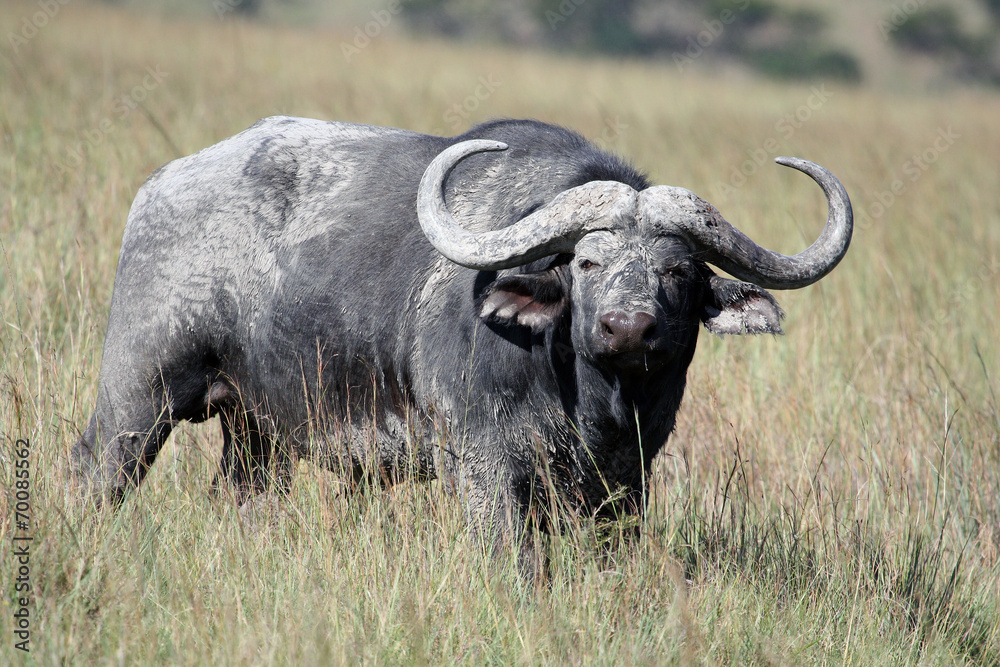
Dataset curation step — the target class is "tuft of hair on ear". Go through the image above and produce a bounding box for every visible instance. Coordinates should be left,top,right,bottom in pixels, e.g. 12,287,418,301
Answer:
479,270,569,333
702,275,785,336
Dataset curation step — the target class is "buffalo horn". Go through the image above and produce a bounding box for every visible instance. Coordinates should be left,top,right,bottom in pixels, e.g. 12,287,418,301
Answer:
640,157,853,289
416,140,637,270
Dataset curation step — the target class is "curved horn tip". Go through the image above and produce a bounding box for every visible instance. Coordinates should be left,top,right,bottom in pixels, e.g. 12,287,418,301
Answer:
774,156,844,184
774,156,810,169
466,140,508,152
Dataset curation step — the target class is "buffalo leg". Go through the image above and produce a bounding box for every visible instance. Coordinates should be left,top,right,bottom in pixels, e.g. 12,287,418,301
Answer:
463,467,546,583
211,407,290,504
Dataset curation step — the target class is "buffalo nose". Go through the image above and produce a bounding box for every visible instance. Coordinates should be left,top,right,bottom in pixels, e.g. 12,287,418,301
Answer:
598,311,657,352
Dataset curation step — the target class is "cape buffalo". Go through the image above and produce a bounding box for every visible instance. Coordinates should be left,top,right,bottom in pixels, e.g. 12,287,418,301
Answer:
73,116,852,575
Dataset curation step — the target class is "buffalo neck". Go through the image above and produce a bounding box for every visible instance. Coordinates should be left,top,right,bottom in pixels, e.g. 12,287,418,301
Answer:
542,325,697,496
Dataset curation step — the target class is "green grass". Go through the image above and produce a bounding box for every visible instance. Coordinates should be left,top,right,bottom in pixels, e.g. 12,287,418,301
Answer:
2,1,1000,664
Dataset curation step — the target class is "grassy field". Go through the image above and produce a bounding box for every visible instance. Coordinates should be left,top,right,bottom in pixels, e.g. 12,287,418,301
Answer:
2,1,1000,664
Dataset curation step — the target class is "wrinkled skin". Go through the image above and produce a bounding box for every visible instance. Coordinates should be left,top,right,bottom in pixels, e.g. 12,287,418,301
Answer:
73,117,792,579
571,232,704,368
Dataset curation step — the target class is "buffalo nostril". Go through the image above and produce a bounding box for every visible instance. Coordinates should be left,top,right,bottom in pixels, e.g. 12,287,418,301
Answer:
598,311,657,351
599,312,625,344
634,312,657,341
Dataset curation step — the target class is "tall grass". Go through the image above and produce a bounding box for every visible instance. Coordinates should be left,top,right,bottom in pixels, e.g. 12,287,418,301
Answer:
2,1,999,663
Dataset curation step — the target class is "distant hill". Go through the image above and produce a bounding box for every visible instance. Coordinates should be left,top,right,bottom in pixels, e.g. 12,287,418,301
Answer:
95,0,1000,90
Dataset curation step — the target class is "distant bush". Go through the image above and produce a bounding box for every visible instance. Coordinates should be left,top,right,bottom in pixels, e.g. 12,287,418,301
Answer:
401,0,863,83
534,0,649,55
984,0,1000,20
707,5,862,83
750,47,863,83
887,4,1000,86
891,7,977,54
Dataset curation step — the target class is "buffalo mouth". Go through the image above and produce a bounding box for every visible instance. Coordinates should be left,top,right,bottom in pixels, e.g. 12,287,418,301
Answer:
594,348,673,374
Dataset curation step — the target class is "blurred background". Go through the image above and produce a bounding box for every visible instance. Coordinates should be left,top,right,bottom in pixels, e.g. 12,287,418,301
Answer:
86,0,1000,90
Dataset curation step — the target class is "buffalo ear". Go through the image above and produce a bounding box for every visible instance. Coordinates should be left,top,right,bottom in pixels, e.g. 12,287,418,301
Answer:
702,275,784,335
479,270,569,332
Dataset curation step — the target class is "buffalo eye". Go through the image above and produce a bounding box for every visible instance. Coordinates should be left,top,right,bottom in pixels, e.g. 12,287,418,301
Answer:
578,259,600,271
658,265,686,279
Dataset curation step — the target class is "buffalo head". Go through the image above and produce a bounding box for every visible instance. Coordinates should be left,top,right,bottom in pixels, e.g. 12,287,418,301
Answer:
416,141,852,375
